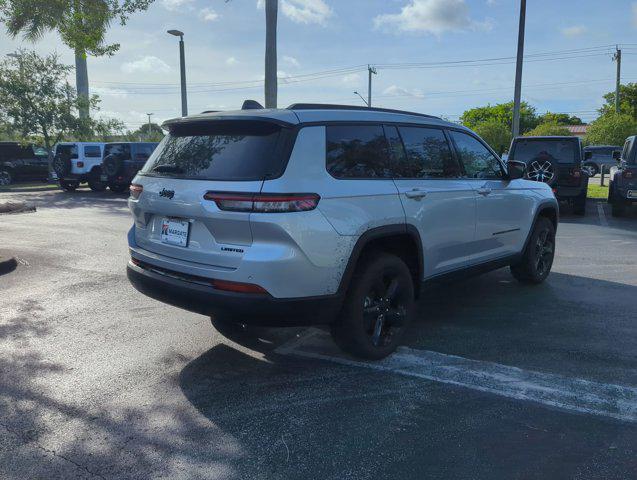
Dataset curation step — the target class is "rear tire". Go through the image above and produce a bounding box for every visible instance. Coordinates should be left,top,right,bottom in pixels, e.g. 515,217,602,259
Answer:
109,182,128,193
572,192,586,216
611,197,626,217
88,177,107,192
582,163,598,177
511,216,555,284
59,180,78,192
330,253,415,360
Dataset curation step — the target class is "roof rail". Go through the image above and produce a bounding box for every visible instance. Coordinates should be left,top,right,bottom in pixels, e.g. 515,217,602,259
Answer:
287,103,440,120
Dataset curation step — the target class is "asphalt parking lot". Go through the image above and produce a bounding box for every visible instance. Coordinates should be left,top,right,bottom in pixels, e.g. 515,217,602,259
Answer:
1,187,636,479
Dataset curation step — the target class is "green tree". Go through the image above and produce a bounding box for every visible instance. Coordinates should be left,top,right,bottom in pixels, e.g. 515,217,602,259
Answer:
524,123,572,137
599,83,637,120
538,112,583,125
0,0,153,119
0,51,124,161
125,123,165,142
586,113,637,146
473,119,512,154
461,101,539,134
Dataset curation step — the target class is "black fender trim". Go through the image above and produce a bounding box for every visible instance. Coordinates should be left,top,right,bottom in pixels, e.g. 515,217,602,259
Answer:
519,201,559,258
336,224,423,296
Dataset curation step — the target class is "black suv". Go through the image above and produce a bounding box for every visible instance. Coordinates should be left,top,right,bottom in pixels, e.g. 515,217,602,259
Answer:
508,136,588,215
608,135,637,216
0,142,49,186
102,142,158,192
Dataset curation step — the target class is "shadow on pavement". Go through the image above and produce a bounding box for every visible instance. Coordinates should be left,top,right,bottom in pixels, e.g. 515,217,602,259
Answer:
0,188,130,215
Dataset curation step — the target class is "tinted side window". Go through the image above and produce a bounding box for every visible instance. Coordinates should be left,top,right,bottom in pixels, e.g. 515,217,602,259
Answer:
396,126,459,178
84,146,102,158
326,125,391,178
450,131,504,179
134,144,155,161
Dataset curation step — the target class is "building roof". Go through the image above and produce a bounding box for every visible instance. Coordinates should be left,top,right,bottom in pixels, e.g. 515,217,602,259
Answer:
566,125,589,134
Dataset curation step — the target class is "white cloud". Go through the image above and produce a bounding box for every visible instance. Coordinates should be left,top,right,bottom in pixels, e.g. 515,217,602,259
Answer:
161,0,194,11
382,85,424,98
341,73,361,85
282,55,300,67
226,57,239,66
121,56,171,74
257,0,333,25
374,0,492,35
561,25,586,38
199,7,219,22
486,0,497,5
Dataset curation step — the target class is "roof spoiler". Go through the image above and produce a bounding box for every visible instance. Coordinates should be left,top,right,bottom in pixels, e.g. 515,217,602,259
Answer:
242,100,264,110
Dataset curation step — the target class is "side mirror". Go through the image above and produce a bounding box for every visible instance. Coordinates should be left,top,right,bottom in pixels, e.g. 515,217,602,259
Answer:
507,160,526,180
584,151,593,160
612,150,621,161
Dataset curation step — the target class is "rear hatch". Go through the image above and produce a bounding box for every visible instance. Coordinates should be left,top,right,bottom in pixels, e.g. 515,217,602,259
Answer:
130,118,295,269
510,137,583,186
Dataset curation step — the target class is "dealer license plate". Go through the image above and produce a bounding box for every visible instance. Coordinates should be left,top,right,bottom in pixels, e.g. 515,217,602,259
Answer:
161,218,190,247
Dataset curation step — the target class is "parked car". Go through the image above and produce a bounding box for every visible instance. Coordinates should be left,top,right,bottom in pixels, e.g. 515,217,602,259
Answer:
583,145,622,177
125,103,558,360
52,142,106,191
508,136,588,215
102,142,159,193
0,141,49,186
608,136,637,216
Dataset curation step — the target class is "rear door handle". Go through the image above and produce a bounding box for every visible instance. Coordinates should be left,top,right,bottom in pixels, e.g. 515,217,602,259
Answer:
405,189,428,199
477,188,492,196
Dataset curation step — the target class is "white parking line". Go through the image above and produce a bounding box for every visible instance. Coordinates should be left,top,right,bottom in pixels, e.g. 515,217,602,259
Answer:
597,202,609,227
276,329,637,423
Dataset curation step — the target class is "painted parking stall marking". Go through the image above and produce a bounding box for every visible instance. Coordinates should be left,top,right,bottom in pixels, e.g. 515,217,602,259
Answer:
277,329,637,423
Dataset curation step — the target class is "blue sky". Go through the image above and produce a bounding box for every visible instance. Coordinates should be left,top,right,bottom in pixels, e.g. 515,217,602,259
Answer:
2,0,637,130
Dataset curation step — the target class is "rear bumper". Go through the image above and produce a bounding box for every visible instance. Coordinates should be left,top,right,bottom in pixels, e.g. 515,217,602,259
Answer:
126,261,343,326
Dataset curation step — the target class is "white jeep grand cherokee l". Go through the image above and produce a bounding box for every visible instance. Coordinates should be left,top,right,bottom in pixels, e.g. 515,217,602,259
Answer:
126,103,558,359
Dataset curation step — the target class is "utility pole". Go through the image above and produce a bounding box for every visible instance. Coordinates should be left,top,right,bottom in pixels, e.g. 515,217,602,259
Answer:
512,0,526,138
367,65,377,108
146,113,153,141
614,46,622,114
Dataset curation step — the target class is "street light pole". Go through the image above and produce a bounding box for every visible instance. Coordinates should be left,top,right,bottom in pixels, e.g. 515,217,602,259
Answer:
512,0,526,138
146,113,153,141
353,91,369,106
167,30,188,117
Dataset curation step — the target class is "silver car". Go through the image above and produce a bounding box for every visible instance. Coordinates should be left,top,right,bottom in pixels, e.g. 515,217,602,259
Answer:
126,103,558,359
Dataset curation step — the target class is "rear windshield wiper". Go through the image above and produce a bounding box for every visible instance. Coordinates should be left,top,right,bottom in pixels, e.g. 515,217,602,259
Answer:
152,164,184,174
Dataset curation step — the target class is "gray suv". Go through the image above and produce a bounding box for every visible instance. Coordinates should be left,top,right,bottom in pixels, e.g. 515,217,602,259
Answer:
608,135,637,216
126,104,558,359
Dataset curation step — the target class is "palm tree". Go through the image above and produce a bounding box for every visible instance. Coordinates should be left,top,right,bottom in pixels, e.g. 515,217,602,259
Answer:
264,0,277,108
0,0,153,119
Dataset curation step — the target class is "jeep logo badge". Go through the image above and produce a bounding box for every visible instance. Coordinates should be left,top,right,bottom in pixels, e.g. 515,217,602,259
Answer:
159,188,175,199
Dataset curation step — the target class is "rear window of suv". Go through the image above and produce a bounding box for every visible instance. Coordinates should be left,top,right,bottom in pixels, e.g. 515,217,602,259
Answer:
511,139,579,164
141,121,284,181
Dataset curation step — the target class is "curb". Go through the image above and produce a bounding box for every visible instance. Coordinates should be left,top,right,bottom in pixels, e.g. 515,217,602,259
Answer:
0,257,18,275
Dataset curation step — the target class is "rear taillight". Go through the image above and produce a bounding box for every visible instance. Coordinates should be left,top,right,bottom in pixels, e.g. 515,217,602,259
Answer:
77,161,84,168
130,184,143,199
623,170,634,179
203,192,320,213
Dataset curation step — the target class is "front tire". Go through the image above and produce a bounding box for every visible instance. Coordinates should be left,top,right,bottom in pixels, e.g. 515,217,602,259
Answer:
331,253,415,360
511,217,555,284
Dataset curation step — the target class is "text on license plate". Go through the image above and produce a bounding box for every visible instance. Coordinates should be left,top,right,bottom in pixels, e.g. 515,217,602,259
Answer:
161,218,190,247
